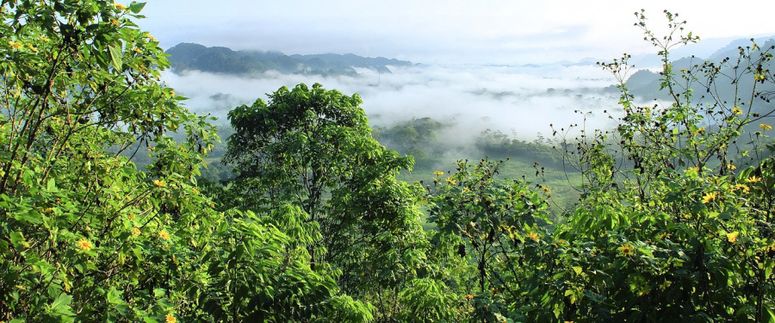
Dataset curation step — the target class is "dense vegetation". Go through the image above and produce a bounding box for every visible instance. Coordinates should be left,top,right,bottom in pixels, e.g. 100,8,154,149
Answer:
1,2,774,322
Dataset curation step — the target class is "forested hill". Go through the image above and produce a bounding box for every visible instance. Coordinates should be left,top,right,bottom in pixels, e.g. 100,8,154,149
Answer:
166,42,413,76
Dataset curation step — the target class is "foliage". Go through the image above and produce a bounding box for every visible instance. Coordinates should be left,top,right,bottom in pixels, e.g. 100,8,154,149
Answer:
475,130,562,168
373,117,447,169
539,10,775,322
428,159,552,321
0,0,216,320
397,278,459,322
0,1,370,321
222,83,429,320
3,1,774,321
196,206,372,322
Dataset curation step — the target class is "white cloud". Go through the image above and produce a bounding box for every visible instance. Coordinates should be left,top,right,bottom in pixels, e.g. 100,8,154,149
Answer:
163,64,622,140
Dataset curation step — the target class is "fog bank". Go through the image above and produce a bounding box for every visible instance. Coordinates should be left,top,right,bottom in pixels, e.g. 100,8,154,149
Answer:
163,63,624,140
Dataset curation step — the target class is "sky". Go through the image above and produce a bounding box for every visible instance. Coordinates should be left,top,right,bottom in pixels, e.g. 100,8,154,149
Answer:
137,0,775,65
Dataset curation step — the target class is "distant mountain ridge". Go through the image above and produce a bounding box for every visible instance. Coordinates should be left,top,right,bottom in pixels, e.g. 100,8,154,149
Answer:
624,37,775,104
166,43,413,76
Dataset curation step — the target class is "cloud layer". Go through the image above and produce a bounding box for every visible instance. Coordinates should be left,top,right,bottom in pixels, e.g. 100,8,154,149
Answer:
164,63,624,141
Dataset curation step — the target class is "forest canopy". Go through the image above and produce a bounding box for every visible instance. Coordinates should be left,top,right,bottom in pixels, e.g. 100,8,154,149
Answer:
1,1,774,322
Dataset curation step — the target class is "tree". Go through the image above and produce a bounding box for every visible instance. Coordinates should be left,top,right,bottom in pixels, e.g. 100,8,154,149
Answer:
0,2,370,321
542,10,775,321
428,159,551,321
223,83,430,319
0,0,219,320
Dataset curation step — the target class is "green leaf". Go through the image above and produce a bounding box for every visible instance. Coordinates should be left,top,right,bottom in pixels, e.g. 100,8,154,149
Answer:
9,231,29,249
572,266,583,275
47,178,57,192
109,45,123,71
107,287,123,304
107,287,129,314
129,2,146,13
14,210,42,224
47,293,75,317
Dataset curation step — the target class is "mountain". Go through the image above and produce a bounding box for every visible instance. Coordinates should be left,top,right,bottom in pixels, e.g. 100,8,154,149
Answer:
624,37,775,104
165,42,413,76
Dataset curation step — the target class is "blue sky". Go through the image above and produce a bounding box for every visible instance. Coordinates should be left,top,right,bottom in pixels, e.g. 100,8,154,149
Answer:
136,0,775,64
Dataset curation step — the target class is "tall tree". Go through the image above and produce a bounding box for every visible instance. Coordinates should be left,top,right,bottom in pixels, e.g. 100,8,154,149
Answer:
224,83,429,317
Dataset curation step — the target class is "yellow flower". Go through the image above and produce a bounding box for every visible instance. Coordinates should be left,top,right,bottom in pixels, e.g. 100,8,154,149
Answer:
446,177,457,186
110,18,119,26
77,239,92,251
165,314,176,323
133,47,142,54
114,2,127,10
464,294,474,300
618,243,634,256
527,232,540,242
731,106,743,115
747,176,762,184
702,192,718,204
760,123,773,131
152,179,166,188
726,163,736,171
158,230,170,241
131,227,141,237
433,170,445,177
734,184,750,193
754,73,767,82
726,231,739,243
8,40,22,50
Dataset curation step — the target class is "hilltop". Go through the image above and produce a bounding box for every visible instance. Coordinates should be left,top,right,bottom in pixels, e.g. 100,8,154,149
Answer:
166,42,413,76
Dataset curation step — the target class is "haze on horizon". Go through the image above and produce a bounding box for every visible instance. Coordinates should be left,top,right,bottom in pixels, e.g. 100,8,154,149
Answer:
138,0,775,65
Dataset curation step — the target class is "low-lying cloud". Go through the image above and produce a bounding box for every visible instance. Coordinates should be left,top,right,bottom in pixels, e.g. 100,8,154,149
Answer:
162,63,624,141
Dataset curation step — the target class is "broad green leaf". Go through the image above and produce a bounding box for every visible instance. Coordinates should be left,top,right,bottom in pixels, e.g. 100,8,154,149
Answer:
46,178,56,192
47,293,75,317
109,45,123,71
129,2,146,13
10,231,29,249
572,266,583,275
